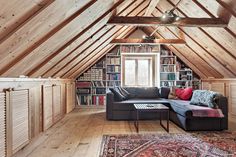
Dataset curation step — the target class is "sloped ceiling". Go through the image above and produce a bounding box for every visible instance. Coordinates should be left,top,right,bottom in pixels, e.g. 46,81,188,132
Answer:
0,0,235,79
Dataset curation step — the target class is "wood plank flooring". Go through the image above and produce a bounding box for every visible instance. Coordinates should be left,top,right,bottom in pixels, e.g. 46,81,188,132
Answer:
14,108,236,157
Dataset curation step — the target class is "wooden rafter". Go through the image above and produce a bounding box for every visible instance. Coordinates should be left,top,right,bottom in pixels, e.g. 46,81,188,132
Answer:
0,0,98,76
0,0,55,45
162,0,236,77
144,0,160,16
53,0,148,78
27,0,126,77
111,38,186,45
107,16,228,27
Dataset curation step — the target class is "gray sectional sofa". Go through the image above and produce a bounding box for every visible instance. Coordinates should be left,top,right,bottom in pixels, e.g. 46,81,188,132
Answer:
106,87,228,131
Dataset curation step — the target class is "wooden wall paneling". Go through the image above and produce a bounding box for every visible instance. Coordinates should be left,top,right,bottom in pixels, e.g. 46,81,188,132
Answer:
66,83,75,113
229,83,236,118
0,92,6,157
165,0,236,76
9,89,30,155
42,85,53,131
210,82,226,96
28,0,135,78
45,0,144,78
52,85,62,123
3,0,115,77
29,87,43,139
0,0,91,76
60,1,149,78
0,0,54,44
154,2,232,77
142,27,208,79
201,81,211,90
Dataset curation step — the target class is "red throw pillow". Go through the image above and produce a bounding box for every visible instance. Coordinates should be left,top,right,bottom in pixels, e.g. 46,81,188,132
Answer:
175,87,193,100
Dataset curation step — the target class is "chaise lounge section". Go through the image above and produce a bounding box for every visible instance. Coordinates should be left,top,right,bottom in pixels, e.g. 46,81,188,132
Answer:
106,87,228,131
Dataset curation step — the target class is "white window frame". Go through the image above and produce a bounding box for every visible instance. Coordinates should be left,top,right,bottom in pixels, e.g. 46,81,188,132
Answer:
121,53,158,87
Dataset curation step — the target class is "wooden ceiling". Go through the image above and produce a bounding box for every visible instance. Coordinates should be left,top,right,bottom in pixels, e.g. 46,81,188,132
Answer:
0,0,235,79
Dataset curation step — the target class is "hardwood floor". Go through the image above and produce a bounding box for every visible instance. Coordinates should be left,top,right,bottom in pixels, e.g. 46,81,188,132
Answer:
14,108,236,157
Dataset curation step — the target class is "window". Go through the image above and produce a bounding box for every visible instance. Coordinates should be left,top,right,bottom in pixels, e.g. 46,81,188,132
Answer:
122,54,156,87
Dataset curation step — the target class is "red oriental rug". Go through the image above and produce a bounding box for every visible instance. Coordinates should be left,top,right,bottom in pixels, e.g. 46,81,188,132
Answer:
99,132,236,157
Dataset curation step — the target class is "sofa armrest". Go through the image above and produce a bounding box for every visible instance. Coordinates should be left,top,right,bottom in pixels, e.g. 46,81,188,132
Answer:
216,96,228,129
106,90,114,120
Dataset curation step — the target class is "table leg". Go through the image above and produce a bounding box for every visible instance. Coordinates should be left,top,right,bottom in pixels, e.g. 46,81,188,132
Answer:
134,110,139,133
160,110,169,133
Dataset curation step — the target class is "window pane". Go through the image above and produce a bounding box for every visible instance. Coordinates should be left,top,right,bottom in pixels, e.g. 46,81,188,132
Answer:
137,60,150,86
125,60,135,86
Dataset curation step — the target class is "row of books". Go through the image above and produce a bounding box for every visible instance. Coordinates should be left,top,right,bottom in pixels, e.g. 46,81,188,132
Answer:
160,73,176,80
76,81,91,87
77,88,90,94
91,69,103,80
120,45,159,53
106,57,120,65
107,65,120,73
160,57,175,64
161,65,175,72
106,74,121,80
79,95,106,105
92,88,106,95
161,50,173,56
91,81,105,87
107,81,121,87
160,81,175,87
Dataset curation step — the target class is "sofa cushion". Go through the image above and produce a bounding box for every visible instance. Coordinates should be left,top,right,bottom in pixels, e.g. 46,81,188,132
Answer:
110,87,126,101
190,90,220,108
168,100,193,117
124,87,160,99
160,87,170,99
175,87,193,100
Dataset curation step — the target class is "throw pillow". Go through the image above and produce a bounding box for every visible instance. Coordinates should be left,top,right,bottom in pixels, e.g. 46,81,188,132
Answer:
160,87,170,99
118,87,130,99
190,90,220,108
110,87,126,101
175,87,193,100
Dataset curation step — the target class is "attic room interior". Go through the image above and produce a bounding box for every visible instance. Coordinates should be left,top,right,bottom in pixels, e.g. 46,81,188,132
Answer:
0,0,236,157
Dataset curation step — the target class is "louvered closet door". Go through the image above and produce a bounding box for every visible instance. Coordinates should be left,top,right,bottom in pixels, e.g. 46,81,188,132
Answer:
53,85,62,123
42,86,53,131
10,90,30,154
0,93,6,157
229,84,236,117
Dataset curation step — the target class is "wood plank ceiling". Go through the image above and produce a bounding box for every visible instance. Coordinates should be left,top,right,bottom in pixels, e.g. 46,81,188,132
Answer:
0,0,235,79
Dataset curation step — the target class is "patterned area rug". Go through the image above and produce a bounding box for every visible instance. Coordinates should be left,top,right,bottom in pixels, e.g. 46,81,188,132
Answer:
99,132,236,157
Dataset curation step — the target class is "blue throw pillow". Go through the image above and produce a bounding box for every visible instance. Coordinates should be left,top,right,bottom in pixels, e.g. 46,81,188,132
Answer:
190,90,220,108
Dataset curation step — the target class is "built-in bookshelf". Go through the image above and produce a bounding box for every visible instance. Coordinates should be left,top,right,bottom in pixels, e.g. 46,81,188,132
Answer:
76,57,106,106
106,48,121,88
160,47,200,89
76,47,121,106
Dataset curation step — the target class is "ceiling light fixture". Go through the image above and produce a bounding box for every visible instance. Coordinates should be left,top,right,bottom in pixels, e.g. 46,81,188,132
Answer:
161,0,182,22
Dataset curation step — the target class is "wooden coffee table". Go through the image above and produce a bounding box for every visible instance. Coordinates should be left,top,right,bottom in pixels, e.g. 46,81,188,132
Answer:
134,103,169,133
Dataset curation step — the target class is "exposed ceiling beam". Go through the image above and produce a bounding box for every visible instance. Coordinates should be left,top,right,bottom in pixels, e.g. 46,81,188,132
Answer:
111,38,186,45
144,0,160,16
107,16,228,27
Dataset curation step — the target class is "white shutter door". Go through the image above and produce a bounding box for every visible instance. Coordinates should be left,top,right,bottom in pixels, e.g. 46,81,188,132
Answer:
0,93,6,157
10,90,29,154
53,85,62,122
43,86,53,131
66,83,74,113
229,84,236,117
